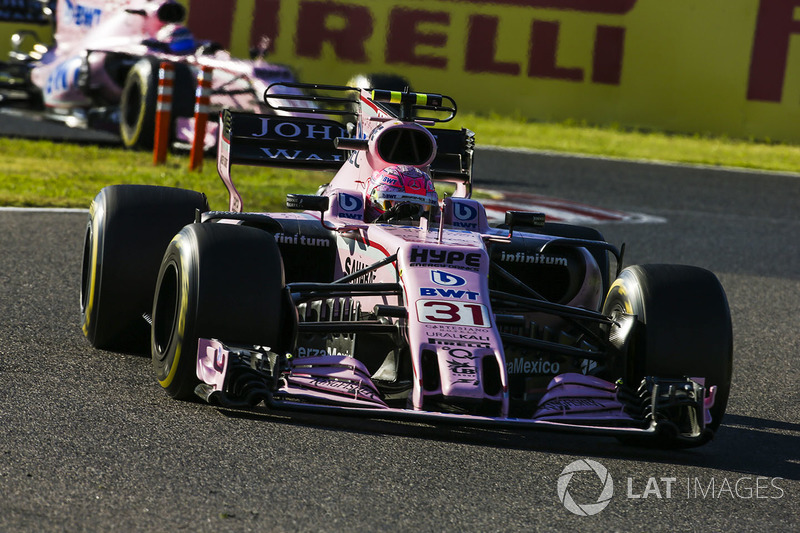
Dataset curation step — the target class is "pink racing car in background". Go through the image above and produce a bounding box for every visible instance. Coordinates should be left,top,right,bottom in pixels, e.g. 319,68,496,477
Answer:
80,82,733,447
0,0,302,149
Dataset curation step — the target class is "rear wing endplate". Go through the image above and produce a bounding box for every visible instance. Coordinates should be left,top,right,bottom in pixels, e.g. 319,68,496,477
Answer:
217,109,348,211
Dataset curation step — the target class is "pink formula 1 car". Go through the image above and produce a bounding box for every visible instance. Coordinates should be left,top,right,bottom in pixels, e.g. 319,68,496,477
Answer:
80,82,733,447
0,0,301,149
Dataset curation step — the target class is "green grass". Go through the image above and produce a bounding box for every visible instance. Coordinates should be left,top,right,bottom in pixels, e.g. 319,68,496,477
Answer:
0,138,327,211
455,113,800,173
2,115,800,212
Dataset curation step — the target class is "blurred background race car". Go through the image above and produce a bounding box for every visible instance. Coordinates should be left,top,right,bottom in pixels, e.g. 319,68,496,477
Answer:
0,0,305,150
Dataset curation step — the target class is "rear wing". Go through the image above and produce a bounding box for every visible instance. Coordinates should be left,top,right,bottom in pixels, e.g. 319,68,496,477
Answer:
218,83,474,211
217,109,349,211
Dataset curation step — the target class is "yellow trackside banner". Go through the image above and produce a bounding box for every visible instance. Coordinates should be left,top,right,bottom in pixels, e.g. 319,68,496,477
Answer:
4,1,800,143
183,0,800,143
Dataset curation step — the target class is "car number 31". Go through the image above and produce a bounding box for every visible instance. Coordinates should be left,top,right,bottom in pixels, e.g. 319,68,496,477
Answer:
415,300,491,327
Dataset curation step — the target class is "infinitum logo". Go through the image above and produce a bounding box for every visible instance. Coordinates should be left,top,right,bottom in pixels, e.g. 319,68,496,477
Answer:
557,459,614,516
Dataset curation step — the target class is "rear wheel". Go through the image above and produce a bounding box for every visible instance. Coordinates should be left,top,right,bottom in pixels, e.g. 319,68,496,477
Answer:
152,223,292,400
119,58,195,150
602,264,733,432
80,185,208,352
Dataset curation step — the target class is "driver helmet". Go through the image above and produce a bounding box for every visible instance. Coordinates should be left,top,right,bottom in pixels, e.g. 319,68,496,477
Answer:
365,165,438,222
156,24,195,54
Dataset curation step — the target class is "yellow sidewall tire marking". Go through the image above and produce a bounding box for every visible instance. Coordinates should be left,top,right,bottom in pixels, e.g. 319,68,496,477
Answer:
81,201,99,336
608,278,633,314
158,236,190,388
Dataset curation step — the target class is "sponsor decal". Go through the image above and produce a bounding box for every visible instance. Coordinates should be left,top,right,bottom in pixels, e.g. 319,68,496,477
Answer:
454,202,478,221
428,338,491,348
252,118,340,140
274,233,330,247
506,357,561,375
580,358,598,375
427,332,490,343
499,250,569,265
64,0,102,27
308,377,380,401
420,287,480,300
539,398,604,411
430,270,466,287
446,359,476,374
452,202,479,228
343,256,376,283
417,300,491,327
45,57,81,95
338,193,363,220
410,247,482,271
442,347,476,360
453,221,478,229
425,325,493,348
297,347,351,357
259,148,343,162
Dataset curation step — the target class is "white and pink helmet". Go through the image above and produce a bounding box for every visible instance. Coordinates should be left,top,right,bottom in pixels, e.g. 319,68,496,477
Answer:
365,165,438,222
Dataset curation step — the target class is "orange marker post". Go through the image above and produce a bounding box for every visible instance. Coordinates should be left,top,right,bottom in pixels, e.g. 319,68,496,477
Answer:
189,66,213,171
153,62,174,165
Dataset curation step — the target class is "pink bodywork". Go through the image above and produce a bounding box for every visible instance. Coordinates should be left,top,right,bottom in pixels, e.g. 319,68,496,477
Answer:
29,0,302,144
198,87,717,437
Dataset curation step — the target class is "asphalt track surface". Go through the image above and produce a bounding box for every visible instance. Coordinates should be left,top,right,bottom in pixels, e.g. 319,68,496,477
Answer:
1,120,799,532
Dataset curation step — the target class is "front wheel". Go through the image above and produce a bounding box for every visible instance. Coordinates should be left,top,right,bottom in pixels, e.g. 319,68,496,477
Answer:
80,185,208,352
151,223,292,400
602,264,733,432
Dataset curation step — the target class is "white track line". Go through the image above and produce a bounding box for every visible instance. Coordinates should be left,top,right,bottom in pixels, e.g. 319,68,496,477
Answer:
0,206,88,213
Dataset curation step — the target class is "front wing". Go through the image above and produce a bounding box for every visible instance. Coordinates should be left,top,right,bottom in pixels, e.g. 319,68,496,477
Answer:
196,338,717,446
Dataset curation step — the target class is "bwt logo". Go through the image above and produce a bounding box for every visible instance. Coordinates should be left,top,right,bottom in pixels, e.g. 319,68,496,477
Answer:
430,270,466,287
453,202,478,221
64,0,102,27
338,193,363,219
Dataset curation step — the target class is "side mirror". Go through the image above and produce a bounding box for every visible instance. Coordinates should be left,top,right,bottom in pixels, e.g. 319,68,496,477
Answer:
286,194,330,212
504,210,545,237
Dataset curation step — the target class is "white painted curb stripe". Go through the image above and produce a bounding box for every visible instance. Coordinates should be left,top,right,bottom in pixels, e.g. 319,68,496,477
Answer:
0,207,88,213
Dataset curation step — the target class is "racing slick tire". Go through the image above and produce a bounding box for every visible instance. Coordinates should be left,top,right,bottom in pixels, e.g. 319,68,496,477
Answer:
80,185,209,353
602,264,733,434
119,57,195,150
151,223,291,400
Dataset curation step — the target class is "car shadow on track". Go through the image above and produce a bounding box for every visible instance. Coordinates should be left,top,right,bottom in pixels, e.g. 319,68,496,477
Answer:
213,407,800,480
